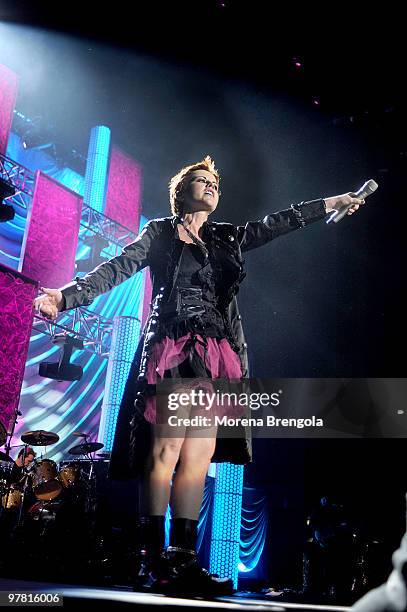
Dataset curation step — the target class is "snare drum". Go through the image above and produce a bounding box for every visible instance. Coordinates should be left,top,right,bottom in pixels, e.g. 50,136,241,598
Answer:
32,459,62,501
1,484,23,509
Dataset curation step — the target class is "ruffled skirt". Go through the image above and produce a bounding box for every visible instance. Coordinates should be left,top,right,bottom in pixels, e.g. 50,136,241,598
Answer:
143,332,242,424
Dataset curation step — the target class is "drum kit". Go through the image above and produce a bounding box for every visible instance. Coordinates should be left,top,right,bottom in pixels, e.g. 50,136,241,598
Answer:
0,429,105,526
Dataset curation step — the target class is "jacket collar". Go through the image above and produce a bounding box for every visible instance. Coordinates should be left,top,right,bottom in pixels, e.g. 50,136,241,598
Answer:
170,215,214,231
171,215,182,228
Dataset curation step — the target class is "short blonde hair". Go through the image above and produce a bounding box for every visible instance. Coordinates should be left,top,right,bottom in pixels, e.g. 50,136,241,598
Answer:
168,155,220,216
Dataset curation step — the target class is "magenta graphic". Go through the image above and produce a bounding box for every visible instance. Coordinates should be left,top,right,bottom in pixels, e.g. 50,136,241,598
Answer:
105,146,142,234
0,264,38,435
20,171,83,287
0,64,19,156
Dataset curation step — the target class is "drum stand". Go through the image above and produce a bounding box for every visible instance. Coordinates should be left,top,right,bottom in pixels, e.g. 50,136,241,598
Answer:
1,447,30,528
74,434,98,514
0,405,20,521
15,446,32,529
65,434,109,577
0,471,11,521
1,446,33,565
83,451,97,515
82,450,111,578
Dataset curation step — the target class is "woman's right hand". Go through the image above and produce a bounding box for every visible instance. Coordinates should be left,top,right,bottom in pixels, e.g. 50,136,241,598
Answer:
33,287,64,321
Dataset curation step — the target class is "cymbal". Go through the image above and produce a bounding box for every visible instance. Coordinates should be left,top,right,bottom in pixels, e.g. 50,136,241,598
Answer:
68,442,104,456
21,430,59,446
0,450,13,463
0,421,7,446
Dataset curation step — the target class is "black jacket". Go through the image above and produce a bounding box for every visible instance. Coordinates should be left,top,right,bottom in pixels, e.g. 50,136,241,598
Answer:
61,199,327,478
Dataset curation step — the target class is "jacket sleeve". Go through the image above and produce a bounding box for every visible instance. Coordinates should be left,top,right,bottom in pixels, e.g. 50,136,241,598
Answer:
237,199,327,253
60,220,159,310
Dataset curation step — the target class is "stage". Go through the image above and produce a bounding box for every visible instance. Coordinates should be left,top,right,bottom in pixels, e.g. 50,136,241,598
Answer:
0,16,405,612
0,578,350,611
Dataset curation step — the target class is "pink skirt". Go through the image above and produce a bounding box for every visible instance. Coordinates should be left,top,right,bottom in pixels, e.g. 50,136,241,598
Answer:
143,333,243,424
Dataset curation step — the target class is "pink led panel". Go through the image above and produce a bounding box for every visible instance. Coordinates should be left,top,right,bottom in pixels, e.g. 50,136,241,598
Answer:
105,146,142,234
20,171,83,287
0,64,19,155
0,264,38,434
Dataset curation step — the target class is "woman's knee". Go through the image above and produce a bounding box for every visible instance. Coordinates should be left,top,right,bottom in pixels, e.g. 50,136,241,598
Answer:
151,439,183,468
179,438,216,467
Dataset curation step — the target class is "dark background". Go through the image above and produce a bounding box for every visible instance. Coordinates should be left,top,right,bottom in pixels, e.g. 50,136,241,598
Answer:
1,0,405,591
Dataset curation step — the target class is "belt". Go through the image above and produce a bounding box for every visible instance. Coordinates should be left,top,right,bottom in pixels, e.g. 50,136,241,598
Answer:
159,287,206,319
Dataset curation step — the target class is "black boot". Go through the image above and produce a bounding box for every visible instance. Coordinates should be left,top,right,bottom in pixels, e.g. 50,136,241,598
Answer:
134,515,166,590
157,518,235,596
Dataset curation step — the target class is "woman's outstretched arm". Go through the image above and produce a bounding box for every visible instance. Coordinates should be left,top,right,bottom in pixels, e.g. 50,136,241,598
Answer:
33,219,160,319
237,193,364,252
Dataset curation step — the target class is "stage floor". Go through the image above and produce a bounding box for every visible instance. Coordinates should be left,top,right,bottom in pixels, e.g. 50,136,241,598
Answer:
0,578,350,611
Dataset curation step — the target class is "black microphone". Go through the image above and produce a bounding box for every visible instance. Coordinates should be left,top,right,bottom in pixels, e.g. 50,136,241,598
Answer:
326,179,379,224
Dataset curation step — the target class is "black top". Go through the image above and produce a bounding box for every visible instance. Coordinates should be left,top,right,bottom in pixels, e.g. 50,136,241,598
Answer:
9,463,24,485
158,241,227,341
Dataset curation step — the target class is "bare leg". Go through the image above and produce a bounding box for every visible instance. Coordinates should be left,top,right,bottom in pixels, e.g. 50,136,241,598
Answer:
140,424,185,516
170,428,217,519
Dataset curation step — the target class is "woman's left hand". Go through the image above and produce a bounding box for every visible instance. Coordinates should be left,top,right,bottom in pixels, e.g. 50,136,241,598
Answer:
324,193,365,216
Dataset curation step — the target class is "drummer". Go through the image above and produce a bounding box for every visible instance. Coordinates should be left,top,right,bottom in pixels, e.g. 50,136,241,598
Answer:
9,447,36,484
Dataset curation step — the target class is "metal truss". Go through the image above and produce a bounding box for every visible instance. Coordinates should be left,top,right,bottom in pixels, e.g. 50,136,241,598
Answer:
1,151,142,354
32,307,115,358
0,153,35,197
79,205,138,252
1,153,139,252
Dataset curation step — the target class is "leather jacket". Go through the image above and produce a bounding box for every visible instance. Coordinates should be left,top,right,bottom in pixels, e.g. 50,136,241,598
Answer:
61,199,327,377
60,198,327,476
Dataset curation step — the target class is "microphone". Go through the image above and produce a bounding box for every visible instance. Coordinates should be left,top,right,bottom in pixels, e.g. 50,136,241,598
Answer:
326,179,378,224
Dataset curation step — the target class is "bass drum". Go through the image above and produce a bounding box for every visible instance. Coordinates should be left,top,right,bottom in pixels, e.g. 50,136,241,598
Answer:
32,459,62,501
27,499,62,522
